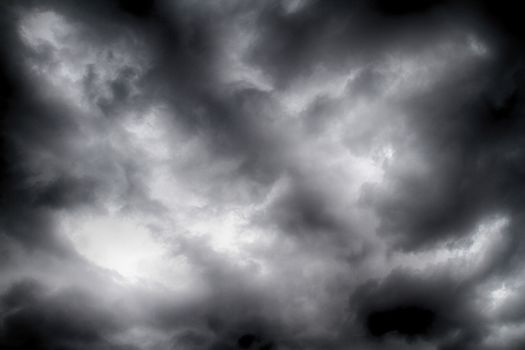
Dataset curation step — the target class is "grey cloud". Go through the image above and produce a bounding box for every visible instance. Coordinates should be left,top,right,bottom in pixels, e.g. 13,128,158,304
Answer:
2,0,525,350
367,39,525,251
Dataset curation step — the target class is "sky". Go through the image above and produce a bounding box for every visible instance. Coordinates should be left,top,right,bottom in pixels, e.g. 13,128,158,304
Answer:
1,0,525,349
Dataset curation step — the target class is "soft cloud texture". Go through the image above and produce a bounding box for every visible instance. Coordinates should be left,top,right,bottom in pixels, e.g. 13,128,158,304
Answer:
1,1,525,349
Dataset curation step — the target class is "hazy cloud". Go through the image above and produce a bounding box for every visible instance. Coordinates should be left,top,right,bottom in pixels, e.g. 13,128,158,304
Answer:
1,1,525,349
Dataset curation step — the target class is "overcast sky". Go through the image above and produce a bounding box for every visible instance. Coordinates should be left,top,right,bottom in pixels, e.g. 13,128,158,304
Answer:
1,1,525,349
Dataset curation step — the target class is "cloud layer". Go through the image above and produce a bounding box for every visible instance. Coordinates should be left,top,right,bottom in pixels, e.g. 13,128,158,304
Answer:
1,1,525,349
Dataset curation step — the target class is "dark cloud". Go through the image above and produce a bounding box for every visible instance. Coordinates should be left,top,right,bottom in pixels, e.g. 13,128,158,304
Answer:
348,270,485,348
0,279,127,350
1,0,525,349
118,0,156,19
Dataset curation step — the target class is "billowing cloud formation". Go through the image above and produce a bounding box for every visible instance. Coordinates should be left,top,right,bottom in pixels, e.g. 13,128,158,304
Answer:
1,0,525,349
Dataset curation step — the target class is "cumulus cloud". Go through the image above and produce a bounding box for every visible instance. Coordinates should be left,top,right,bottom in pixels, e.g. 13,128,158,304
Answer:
1,0,525,349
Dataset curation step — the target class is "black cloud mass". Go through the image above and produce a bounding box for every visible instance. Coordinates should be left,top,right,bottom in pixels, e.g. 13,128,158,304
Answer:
1,1,525,349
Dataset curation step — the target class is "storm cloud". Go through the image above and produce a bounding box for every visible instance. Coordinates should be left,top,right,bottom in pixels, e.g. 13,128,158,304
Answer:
1,0,525,349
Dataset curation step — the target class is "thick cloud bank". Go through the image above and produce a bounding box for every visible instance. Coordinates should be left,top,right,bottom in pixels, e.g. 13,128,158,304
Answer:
1,1,525,349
